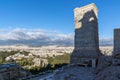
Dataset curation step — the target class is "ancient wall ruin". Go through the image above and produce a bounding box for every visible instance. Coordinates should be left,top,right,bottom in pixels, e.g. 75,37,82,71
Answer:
114,29,120,55
71,3,100,67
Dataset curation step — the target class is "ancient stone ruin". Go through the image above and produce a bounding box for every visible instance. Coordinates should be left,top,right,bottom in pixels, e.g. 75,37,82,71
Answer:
71,3,100,68
114,29,120,55
113,29,120,65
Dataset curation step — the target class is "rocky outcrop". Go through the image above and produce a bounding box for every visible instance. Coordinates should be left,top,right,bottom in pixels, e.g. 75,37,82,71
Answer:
95,55,113,74
95,66,120,80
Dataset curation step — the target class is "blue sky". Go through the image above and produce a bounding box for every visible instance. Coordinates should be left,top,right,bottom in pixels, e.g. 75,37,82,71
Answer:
0,0,119,46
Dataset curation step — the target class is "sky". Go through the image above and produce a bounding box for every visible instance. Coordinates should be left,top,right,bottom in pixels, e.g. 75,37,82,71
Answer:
0,0,119,46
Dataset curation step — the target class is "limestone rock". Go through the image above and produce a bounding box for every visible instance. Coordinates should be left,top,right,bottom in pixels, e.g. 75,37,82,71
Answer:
95,55,113,74
95,66,120,80
114,29,120,55
71,3,100,67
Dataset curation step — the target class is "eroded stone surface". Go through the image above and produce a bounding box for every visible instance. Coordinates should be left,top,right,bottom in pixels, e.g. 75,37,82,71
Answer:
55,66,95,80
114,29,120,55
95,66,120,80
71,3,100,66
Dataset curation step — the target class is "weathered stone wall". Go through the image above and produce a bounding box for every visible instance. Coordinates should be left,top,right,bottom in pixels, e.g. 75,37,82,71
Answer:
71,3,100,64
114,29,120,55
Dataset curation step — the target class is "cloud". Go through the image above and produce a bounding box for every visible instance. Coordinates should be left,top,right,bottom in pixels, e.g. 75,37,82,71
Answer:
0,28,74,46
99,37,113,46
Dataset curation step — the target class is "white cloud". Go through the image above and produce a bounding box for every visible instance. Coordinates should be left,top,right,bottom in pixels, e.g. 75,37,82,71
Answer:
0,28,74,46
0,28,113,46
99,36,113,46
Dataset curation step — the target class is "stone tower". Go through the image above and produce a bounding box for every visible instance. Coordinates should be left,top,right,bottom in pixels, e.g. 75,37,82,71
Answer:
114,29,120,55
71,3,100,67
